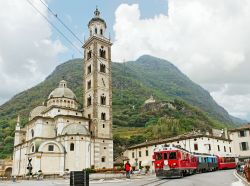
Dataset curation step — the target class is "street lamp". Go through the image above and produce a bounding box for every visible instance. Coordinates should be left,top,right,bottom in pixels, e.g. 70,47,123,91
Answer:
26,157,33,177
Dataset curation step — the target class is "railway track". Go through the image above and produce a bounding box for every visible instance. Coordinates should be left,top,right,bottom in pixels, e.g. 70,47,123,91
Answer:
140,178,170,186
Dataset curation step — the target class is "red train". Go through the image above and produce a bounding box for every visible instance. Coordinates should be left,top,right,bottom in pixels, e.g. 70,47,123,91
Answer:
153,146,236,178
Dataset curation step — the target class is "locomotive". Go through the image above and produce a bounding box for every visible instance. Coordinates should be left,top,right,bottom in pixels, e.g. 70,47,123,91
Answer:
153,145,236,178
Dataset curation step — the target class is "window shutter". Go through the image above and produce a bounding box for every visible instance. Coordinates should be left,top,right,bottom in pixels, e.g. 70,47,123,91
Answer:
247,142,249,150
240,143,242,151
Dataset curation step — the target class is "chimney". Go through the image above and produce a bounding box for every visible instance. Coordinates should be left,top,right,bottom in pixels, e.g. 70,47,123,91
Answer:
224,128,228,139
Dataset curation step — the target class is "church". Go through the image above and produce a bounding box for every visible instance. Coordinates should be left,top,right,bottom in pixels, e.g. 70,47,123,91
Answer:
12,8,113,176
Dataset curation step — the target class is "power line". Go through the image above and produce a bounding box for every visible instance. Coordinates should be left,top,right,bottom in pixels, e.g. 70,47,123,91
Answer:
39,0,83,45
40,1,113,72
27,0,113,72
38,1,114,71
26,0,83,56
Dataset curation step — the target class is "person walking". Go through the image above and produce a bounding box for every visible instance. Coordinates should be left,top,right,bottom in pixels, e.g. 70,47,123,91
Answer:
125,161,131,179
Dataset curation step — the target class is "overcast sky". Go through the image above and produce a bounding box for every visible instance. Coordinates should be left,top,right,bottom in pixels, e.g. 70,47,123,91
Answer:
0,0,250,121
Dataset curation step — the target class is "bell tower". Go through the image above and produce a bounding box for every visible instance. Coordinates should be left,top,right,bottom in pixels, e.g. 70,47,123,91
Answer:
83,8,113,168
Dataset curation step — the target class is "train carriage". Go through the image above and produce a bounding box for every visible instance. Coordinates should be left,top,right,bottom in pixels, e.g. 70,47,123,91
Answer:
153,146,197,178
217,156,236,169
194,154,218,172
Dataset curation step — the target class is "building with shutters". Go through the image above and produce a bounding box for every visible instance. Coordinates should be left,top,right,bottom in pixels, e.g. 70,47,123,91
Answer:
123,131,234,172
229,124,250,160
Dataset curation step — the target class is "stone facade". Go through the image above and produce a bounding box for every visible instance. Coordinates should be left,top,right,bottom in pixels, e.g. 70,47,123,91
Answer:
12,8,113,176
12,80,91,176
83,8,113,169
0,159,12,178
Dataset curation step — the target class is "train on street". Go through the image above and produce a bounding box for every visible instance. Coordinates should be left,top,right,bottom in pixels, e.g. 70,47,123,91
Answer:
153,145,236,178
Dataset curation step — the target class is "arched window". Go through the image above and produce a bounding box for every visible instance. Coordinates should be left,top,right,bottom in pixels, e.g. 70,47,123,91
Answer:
87,50,92,60
99,46,106,59
31,129,34,138
100,29,103,35
32,145,35,152
87,80,91,89
101,95,106,105
101,156,106,162
87,96,92,106
87,65,92,74
101,113,106,120
95,28,97,34
100,64,106,73
70,143,74,151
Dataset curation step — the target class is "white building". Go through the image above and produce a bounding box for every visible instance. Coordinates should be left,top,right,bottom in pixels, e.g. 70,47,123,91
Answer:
123,132,233,172
12,8,113,176
229,124,250,160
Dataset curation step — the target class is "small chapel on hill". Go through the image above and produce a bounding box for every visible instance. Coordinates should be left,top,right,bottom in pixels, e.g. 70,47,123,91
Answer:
12,8,113,176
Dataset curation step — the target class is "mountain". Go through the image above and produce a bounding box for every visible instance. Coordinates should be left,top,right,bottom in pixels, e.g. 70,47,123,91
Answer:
113,55,235,124
0,55,240,158
230,115,248,125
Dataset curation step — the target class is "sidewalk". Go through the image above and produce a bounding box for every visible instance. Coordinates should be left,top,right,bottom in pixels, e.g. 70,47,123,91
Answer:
234,171,250,186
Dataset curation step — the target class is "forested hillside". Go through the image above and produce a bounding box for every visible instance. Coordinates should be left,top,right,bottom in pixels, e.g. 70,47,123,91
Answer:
0,55,239,158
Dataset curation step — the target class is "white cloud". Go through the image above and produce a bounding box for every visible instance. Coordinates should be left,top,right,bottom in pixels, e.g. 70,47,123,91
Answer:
0,0,66,104
112,0,250,120
211,85,250,121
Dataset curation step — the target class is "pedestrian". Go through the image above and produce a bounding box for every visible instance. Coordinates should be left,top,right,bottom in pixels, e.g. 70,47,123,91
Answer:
125,161,131,179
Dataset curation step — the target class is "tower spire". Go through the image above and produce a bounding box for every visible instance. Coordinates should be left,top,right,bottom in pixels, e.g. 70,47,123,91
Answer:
94,6,100,17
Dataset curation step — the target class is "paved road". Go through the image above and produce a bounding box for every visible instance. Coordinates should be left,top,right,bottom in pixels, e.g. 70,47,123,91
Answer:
91,170,246,186
0,170,247,186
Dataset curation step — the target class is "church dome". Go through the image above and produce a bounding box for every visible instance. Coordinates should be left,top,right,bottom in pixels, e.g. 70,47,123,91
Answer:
30,105,46,120
61,124,90,136
48,80,76,100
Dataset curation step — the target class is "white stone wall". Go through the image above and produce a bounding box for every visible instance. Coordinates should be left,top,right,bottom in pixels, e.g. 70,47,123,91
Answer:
89,22,106,37
229,130,250,158
55,117,89,135
12,143,29,176
44,108,82,118
47,98,78,110
63,136,91,171
93,138,113,169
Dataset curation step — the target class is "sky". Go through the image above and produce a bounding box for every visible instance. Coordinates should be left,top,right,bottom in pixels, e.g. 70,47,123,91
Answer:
0,0,250,121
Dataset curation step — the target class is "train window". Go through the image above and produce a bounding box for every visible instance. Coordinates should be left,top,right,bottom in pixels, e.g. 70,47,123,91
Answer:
208,157,212,163
198,157,202,163
169,152,176,159
183,153,187,160
155,153,162,160
221,157,224,163
164,153,167,160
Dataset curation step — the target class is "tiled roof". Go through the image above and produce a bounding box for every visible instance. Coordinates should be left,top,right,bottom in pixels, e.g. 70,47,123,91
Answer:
228,124,250,132
128,132,231,150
